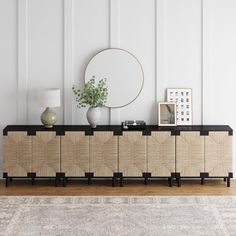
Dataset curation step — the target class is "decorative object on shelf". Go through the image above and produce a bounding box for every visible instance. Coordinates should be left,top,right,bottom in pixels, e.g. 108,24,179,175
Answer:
85,48,144,108
167,88,192,125
122,120,146,130
158,102,177,126
72,77,108,128
86,107,101,129
39,88,61,128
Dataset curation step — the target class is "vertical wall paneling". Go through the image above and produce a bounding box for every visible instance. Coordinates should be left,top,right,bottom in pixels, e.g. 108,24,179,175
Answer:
156,0,167,107
64,0,74,125
119,0,156,124
109,0,120,47
109,0,120,125
201,0,204,125
28,0,64,125
17,0,28,124
0,0,18,177
202,0,236,174
154,0,157,106
158,0,202,125
73,0,109,125
202,0,211,124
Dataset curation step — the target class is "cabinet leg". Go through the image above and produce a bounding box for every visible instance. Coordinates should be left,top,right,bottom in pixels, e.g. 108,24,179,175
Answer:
120,177,123,187
227,177,230,187
223,177,227,182
9,177,13,182
168,178,172,187
63,177,66,187
201,178,205,185
5,177,9,187
112,178,115,187
88,178,91,185
31,178,35,185
144,178,148,185
55,177,59,187
177,178,181,187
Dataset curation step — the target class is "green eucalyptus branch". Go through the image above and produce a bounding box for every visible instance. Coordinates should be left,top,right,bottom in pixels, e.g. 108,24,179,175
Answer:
72,76,108,108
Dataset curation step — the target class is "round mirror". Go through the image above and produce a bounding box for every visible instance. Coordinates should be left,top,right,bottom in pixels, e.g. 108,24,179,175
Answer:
85,48,144,108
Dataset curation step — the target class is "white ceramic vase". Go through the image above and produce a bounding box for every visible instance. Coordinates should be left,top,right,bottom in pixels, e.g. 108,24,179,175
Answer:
86,107,101,128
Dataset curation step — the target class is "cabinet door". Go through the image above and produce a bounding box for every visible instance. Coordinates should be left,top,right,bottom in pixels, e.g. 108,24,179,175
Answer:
119,132,146,176
147,132,175,176
3,132,31,176
176,132,204,176
205,132,232,176
32,132,60,177
61,132,89,176
90,132,118,176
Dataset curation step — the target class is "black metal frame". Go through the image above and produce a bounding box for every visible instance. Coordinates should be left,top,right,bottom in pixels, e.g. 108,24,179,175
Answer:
4,171,232,188
3,172,64,187
172,172,233,187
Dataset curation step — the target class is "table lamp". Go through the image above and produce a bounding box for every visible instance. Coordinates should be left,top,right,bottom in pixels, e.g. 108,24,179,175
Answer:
39,88,61,128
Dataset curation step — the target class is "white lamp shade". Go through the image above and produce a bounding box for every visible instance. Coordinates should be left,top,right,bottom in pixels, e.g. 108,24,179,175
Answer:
39,88,61,108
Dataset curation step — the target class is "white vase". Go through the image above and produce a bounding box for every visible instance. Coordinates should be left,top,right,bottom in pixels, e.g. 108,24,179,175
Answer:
86,107,101,128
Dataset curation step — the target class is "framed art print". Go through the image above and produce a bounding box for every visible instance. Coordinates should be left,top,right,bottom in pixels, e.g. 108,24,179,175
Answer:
167,88,192,126
158,102,177,126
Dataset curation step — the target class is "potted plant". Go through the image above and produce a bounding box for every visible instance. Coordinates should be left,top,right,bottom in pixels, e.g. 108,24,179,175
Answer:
72,76,108,128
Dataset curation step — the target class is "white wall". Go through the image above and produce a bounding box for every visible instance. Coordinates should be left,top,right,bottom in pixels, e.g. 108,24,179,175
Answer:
0,0,236,176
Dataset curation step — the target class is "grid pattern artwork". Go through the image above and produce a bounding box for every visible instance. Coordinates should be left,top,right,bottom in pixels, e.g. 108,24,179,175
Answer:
167,88,192,125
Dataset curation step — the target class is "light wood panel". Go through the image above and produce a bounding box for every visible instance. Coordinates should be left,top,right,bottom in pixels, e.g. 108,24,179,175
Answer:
147,132,175,176
61,132,89,176
119,132,146,176
90,132,118,176
32,132,60,177
3,132,31,176
176,132,204,176
205,132,232,176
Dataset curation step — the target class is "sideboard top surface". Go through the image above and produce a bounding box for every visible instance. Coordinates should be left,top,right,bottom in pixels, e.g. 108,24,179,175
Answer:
3,125,233,136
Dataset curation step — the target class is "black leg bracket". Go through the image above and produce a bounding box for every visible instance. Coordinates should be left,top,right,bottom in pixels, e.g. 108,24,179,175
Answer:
55,172,65,187
85,172,94,185
27,172,36,185
171,172,181,187
113,172,123,187
142,172,151,185
200,172,209,185
227,172,233,187
168,177,173,187
3,172,8,187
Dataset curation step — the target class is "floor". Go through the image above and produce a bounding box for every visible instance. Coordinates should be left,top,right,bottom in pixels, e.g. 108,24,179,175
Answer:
0,179,235,196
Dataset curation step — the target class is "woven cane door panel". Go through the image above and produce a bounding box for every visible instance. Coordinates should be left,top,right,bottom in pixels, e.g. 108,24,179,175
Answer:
176,132,204,176
205,132,232,176
32,132,60,176
147,132,175,176
90,132,118,176
61,132,89,176
3,132,32,176
119,132,146,176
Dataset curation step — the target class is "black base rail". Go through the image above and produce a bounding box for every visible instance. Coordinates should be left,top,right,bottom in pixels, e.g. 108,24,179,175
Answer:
3,172,63,187
3,172,233,188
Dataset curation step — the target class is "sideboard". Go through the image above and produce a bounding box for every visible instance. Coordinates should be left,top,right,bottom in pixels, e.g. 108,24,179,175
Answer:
3,125,233,187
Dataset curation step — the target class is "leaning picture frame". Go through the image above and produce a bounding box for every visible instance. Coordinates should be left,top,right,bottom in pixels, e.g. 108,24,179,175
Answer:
158,102,177,126
167,88,193,126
